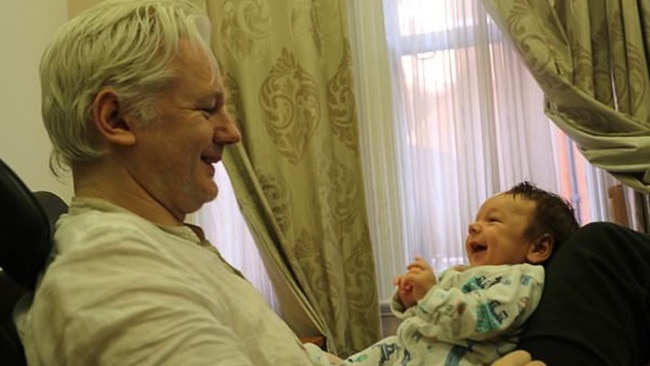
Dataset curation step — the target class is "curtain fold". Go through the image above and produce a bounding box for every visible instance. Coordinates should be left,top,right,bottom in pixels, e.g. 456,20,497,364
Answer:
201,0,381,355
480,0,650,193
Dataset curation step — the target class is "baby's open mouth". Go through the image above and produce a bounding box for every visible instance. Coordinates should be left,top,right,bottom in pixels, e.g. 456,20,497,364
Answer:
470,242,487,253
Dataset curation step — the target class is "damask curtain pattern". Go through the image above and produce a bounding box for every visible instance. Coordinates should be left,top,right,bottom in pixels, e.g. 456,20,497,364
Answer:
200,0,381,355
481,0,650,193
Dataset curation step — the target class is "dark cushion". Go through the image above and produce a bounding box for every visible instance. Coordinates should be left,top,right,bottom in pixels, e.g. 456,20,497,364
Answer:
0,159,68,366
0,271,28,366
0,160,56,289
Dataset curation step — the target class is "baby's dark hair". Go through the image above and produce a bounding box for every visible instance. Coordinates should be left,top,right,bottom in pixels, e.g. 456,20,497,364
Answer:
505,181,580,261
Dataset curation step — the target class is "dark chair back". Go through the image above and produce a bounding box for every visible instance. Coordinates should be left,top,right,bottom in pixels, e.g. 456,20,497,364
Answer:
0,159,68,365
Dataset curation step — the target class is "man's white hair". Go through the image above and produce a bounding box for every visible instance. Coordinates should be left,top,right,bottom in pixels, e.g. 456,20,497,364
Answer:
40,0,214,175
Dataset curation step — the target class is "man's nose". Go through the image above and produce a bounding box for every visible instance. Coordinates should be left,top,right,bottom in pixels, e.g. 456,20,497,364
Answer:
214,112,241,145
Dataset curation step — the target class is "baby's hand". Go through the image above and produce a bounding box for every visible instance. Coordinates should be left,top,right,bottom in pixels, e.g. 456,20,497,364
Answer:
393,256,437,307
406,256,434,274
392,274,417,308
404,256,437,302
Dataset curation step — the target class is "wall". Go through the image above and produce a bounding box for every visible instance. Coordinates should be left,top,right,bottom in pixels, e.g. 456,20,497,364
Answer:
68,0,103,17
0,0,71,201
0,0,108,202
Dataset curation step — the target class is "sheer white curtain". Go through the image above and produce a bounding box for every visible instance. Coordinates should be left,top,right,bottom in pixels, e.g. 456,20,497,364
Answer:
348,0,614,302
197,164,281,312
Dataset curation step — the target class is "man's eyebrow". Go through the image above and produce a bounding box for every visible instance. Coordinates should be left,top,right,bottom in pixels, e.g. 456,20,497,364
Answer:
198,91,225,104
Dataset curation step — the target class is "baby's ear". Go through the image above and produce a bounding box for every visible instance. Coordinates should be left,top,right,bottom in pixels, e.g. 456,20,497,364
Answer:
526,234,554,264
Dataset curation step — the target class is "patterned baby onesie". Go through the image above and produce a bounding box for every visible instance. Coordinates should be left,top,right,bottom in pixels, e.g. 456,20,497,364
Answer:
307,264,543,366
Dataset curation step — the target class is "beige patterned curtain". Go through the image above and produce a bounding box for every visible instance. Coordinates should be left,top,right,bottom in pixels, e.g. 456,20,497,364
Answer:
199,0,381,356
481,0,650,193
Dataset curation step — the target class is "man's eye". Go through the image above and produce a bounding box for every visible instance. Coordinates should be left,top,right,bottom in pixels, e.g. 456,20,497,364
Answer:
201,106,216,116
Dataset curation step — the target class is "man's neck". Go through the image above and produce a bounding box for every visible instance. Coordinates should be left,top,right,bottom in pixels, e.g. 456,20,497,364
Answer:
72,160,185,226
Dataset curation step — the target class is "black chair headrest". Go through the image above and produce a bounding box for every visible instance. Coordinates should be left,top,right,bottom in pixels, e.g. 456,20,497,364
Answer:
0,159,67,289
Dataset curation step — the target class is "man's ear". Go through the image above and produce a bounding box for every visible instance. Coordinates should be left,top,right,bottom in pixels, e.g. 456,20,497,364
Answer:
526,234,554,264
93,88,136,146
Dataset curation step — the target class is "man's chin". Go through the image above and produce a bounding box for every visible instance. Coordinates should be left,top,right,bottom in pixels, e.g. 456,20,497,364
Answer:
182,187,219,215
208,185,219,201
201,185,219,205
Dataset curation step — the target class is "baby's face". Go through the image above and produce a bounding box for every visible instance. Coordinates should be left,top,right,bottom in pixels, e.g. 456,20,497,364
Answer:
465,194,537,266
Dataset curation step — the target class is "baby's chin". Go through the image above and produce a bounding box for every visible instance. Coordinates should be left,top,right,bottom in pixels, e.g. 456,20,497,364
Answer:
468,258,503,267
467,253,488,266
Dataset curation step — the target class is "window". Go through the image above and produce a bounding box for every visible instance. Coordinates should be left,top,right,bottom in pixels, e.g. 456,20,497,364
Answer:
361,0,615,301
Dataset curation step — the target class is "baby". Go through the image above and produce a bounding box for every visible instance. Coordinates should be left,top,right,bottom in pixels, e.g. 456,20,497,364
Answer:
308,181,578,366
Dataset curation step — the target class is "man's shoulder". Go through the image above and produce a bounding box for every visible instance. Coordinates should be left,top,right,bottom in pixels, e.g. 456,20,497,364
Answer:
38,208,200,301
54,210,154,256
55,197,169,244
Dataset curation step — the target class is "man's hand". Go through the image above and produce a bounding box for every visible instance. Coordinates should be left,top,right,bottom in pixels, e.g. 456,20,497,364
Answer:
490,350,546,366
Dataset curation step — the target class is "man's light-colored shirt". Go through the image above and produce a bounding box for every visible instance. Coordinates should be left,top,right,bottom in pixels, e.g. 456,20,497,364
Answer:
15,197,311,365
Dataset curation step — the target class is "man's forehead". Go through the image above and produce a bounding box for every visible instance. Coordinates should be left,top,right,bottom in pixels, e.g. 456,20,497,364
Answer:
169,40,222,85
